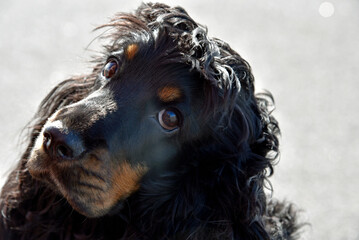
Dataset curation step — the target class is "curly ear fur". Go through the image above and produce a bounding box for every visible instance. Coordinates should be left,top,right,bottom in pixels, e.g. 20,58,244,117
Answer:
0,3,300,240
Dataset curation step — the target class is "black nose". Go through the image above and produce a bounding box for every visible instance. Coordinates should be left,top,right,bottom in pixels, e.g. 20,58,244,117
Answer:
43,123,85,161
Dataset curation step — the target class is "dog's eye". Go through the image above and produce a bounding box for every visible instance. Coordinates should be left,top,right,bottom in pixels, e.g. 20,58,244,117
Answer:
158,109,181,131
102,59,119,79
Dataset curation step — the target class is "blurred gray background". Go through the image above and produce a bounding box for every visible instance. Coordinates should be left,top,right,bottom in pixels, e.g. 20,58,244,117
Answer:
0,0,358,239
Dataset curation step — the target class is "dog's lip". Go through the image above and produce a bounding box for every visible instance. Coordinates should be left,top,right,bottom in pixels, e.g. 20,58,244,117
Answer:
27,147,100,183
27,149,50,174
76,181,105,191
27,145,144,218
28,147,108,186
29,146,90,167
53,173,114,218
58,177,106,196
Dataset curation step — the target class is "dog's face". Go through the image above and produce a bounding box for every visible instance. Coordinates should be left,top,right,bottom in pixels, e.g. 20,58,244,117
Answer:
27,38,206,217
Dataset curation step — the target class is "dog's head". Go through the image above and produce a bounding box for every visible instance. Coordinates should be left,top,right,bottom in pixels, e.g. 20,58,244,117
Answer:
26,3,278,218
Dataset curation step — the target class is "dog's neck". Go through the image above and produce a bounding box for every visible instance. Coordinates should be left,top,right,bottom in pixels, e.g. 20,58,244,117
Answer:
117,151,268,239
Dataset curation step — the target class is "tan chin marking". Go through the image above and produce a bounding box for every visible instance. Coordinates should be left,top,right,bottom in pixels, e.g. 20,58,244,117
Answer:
89,161,148,215
70,160,148,217
112,161,148,199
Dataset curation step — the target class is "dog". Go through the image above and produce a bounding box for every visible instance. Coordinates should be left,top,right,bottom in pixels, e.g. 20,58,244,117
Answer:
0,3,300,239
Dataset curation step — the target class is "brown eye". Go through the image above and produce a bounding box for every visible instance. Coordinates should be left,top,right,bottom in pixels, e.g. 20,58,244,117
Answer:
102,59,119,79
158,109,181,131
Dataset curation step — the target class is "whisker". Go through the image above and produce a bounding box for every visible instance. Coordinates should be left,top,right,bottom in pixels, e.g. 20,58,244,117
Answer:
78,166,106,183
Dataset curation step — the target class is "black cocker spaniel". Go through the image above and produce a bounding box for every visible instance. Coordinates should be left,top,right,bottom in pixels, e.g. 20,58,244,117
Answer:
0,3,301,240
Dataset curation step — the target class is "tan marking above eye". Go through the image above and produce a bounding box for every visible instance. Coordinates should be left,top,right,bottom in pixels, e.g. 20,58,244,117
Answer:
157,86,182,102
125,44,139,60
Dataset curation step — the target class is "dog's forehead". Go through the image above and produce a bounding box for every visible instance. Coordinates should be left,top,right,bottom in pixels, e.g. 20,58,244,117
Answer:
106,39,195,102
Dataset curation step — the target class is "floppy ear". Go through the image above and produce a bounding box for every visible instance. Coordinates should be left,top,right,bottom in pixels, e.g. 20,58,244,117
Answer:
205,38,280,172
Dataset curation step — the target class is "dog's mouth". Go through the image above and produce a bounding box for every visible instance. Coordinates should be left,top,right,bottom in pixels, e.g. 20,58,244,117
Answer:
27,135,148,218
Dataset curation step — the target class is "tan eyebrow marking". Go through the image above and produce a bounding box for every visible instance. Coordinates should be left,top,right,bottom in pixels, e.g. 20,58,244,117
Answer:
157,86,182,102
125,44,139,60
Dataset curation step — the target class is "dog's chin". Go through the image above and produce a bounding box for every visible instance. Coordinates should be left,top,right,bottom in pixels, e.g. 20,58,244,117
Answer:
27,159,108,217
27,158,126,217
61,187,120,218
67,192,127,218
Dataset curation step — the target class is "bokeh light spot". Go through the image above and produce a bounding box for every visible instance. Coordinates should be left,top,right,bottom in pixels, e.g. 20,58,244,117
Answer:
319,2,335,18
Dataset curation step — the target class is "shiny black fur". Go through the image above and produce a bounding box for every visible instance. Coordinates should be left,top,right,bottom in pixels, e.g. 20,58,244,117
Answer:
0,3,300,239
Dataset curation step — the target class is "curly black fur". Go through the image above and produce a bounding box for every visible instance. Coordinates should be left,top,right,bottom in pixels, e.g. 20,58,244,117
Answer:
0,3,301,240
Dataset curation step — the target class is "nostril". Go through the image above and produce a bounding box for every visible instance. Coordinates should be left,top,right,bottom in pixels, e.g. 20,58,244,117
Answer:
43,132,52,151
56,144,73,159
42,123,85,161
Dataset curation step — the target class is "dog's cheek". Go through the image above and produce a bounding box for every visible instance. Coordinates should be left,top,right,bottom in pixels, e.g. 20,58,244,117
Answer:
142,142,178,171
110,161,148,201
77,161,148,217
